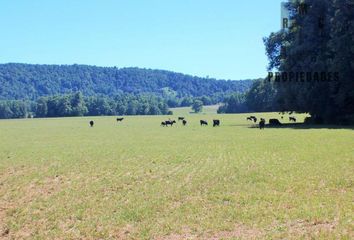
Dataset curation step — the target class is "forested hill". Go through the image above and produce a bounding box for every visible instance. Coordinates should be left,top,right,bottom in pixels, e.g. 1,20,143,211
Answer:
0,63,253,100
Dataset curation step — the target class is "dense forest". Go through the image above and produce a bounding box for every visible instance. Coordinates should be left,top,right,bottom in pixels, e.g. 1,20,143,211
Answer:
0,63,252,101
0,63,254,118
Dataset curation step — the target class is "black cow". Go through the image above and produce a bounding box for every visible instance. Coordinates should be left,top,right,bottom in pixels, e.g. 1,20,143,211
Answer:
165,120,176,126
89,120,94,127
289,117,296,122
182,119,187,126
259,119,265,129
178,117,185,121
213,119,220,127
200,120,208,126
269,118,282,126
116,117,124,122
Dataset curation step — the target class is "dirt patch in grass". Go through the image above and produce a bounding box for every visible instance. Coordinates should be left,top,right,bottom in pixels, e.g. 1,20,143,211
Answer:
284,219,338,236
155,219,341,240
109,224,135,240
155,224,263,240
267,219,340,239
21,175,67,201
0,171,69,239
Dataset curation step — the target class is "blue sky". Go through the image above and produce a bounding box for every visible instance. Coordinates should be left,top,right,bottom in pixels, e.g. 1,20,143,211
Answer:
0,0,283,80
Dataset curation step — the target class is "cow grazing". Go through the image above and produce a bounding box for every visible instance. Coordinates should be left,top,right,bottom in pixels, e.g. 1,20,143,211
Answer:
253,117,257,123
182,119,187,126
213,119,220,127
259,119,265,129
165,120,176,126
89,120,94,127
161,122,166,127
289,117,296,122
178,117,185,121
116,117,124,122
269,118,282,126
247,117,253,121
200,120,208,126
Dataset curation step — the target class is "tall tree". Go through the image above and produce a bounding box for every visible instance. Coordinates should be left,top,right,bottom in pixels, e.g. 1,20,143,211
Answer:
263,0,354,124
192,100,203,113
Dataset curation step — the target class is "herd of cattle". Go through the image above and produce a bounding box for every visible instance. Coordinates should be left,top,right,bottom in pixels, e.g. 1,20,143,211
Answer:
88,113,296,129
88,117,221,127
160,117,221,127
247,113,297,129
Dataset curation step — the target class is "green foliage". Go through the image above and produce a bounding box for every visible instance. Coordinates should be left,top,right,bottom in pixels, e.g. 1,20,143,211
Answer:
180,96,193,107
0,100,29,119
31,92,170,118
217,93,249,113
0,63,253,102
263,0,354,124
245,79,277,112
0,64,256,117
192,100,203,113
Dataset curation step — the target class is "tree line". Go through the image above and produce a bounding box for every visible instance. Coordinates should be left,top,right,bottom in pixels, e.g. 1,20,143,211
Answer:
0,93,174,119
0,92,252,119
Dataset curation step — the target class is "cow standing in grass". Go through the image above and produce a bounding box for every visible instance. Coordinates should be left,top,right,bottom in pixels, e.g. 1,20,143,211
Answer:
89,121,94,127
178,117,185,121
200,120,208,126
182,120,187,126
269,119,282,126
213,119,220,127
116,117,124,122
165,120,176,126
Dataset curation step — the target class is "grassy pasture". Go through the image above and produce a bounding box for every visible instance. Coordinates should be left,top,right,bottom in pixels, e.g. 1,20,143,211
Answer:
0,112,353,239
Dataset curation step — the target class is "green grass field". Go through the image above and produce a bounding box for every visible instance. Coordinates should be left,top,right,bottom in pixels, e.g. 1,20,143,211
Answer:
0,112,353,239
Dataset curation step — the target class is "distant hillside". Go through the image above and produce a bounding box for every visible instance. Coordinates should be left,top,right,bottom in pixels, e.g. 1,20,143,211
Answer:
0,63,254,100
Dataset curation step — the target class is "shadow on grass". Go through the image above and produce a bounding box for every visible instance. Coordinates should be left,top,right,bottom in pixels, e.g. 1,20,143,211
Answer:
247,123,354,130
